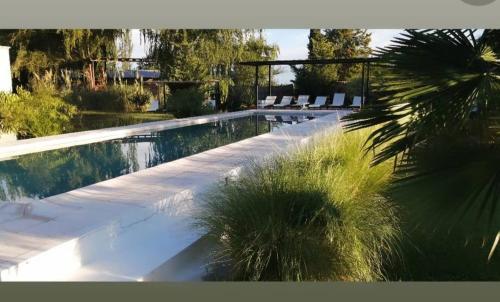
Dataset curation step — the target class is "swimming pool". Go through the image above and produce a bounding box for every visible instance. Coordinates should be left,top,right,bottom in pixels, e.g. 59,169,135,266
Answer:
0,113,316,203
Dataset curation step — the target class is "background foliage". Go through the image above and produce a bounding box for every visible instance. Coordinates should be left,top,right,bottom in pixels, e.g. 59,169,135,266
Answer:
65,84,152,112
343,29,500,263
0,88,76,138
292,29,371,96
165,87,213,118
143,29,279,110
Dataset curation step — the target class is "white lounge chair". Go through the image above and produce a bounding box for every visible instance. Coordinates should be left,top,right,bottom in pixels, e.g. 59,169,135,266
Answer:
257,96,277,108
328,93,346,108
276,115,293,124
280,115,293,123
273,96,293,108
265,115,277,122
291,95,310,109
350,96,362,108
309,96,328,109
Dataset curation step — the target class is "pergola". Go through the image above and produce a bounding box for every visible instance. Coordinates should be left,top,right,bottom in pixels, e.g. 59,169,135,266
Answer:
88,57,223,110
81,57,159,89
89,57,157,72
238,57,379,107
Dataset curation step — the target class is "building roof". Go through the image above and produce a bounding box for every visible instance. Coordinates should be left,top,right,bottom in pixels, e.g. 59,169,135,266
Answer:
238,57,379,66
108,70,161,79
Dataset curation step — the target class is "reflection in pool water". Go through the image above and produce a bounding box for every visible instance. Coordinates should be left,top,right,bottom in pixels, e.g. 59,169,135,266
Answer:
0,114,315,203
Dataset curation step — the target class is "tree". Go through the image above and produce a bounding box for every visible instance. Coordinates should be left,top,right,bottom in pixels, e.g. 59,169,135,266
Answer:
143,29,241,81
229,33,279,109
324,29,371,81
0,29,127,89
342,29,500,256
117,29,133,70
143,29,279,110
292,29,336,96
292,29,371,96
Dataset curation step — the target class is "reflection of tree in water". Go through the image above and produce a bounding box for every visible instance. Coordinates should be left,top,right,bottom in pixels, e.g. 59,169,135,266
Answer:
146,116,269,167
123,142,140,172
0,142,135,202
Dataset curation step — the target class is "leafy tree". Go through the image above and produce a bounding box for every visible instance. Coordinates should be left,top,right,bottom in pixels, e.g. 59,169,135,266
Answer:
117,29,133,70
0,29,128,88
325,29,372,81
343,29,499,164
143,29,241,80
229,33,279,109
292,29,371,96
342,29,500,257
142,29,279,110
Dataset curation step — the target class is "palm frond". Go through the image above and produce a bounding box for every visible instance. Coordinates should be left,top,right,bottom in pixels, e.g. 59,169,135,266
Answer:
342,29,500,257
343,29,500,163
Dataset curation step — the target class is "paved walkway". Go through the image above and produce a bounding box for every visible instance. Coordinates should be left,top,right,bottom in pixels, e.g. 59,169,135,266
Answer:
0,110,349,281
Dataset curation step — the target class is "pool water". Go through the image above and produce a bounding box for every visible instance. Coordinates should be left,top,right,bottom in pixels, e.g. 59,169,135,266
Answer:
0,114,315,203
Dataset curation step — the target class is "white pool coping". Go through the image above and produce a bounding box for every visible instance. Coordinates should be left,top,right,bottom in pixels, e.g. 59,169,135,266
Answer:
0,109,351,281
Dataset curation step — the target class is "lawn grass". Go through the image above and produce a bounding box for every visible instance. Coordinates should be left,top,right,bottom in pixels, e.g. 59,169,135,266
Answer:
70,110,175,132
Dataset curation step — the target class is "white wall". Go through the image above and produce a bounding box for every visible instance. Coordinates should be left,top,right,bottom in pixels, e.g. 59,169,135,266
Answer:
0,46,12,93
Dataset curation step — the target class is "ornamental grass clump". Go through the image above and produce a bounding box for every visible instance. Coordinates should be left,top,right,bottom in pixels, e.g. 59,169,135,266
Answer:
197,128,400,281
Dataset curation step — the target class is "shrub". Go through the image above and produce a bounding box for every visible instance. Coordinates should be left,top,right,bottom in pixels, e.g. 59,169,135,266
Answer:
385,134,500,280
345,76,363,100
65,85,152,112
0,88,77,138
129,90,153,112
226,85,252,111
166,88,213,118
197,129,400,281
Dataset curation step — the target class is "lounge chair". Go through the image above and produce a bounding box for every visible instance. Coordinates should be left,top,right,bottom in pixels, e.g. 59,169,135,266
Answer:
276,115,293,124
350,96,362,108
273,96,293,108
280,115,293,124
291,95,310,109
264,115,277,122
309,96,328,109
294,115,308,123
257,96,277,108
327,93,345,108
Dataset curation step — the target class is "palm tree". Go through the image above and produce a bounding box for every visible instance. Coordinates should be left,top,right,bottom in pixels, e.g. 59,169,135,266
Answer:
342,29,500,258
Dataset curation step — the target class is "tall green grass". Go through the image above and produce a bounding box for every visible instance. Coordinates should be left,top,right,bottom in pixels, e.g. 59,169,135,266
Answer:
197,128,400,281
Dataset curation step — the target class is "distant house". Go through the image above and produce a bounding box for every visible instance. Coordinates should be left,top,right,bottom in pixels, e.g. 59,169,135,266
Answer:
107,70,161,82
0,46,12,93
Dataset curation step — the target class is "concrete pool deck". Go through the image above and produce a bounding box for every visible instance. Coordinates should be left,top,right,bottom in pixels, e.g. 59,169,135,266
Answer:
0,109,350,281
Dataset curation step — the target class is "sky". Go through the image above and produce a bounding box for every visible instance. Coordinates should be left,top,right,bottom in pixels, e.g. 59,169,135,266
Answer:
130,29,403,84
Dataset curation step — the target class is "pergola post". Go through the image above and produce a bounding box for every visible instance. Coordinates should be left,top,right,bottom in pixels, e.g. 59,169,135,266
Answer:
255,65,259,107
268,65,272,96
361,63,366,107
366,62,371,104
163,83,167,111
238,58,378,109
